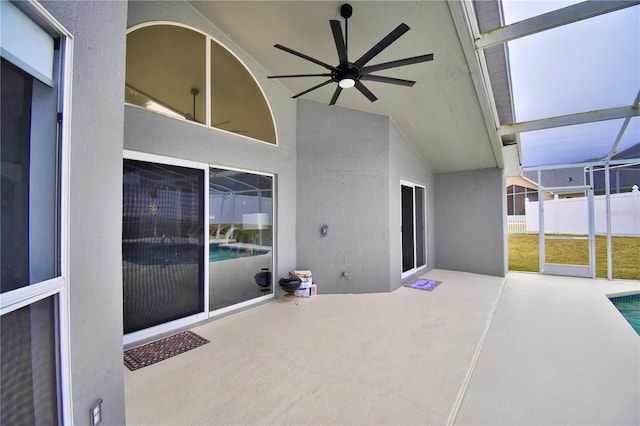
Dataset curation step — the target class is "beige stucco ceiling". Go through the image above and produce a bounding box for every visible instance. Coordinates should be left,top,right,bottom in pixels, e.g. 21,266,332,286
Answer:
188,1,501,173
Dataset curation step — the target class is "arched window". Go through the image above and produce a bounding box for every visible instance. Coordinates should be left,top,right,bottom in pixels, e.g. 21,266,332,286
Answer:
125,24,276,145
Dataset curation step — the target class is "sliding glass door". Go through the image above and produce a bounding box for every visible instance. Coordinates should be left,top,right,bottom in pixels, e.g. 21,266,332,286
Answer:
401,185,416,273
209,168,273,312
401,181,427,277
122,153,275,339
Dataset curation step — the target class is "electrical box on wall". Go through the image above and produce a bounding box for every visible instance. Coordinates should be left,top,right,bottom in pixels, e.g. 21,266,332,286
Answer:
321,225,328,236
90,399,103,426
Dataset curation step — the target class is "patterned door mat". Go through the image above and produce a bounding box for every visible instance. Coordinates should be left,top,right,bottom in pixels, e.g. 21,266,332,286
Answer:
124,330,209,371
405,279,442,291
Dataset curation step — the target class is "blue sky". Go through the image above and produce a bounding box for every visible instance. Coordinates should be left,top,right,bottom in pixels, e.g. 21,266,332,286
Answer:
501,1,639,167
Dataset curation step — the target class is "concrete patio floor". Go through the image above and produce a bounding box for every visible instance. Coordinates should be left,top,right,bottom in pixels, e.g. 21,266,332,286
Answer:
124,270,639,425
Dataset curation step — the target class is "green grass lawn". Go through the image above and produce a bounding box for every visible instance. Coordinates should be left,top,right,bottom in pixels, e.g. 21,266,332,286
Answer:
508,234,640,280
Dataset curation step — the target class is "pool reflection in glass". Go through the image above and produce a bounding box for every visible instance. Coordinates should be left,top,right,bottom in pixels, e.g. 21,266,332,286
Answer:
209,168,273,311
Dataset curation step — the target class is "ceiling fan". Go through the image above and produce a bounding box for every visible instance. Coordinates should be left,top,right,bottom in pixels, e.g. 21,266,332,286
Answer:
268,3,434,105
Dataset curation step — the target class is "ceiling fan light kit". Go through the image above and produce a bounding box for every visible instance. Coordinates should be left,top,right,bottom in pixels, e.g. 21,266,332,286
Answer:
338,78,355,89
268,3,434,105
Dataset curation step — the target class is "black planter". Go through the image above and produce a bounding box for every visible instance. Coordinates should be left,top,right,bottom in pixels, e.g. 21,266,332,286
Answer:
279,273,301,294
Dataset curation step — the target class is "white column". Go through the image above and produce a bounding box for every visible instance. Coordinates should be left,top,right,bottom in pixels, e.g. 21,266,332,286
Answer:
553,194,560,235
605,164,612,280
633,185,639,235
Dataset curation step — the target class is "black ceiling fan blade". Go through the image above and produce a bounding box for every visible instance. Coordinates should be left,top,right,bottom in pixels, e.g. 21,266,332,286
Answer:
362,54,434,73
274,44,338,71
291,79,334,99
268,73,332,79
353,23,410,68
329,86,343,105
330,20,348,65
354,81,377,103
360,75,415,87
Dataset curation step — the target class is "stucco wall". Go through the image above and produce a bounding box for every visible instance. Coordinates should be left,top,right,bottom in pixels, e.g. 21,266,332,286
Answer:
124,1,298,283
32,0,503,424
40,1,128,424
434,168,506,277
388,121,435,290
296,100,391,293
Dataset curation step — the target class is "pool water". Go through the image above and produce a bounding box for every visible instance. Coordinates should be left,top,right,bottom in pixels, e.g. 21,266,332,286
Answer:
609,294,640,335
123,242,268,265
209,246,268,262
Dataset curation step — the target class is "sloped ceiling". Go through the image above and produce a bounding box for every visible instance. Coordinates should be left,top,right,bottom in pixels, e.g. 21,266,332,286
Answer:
188,1,501,173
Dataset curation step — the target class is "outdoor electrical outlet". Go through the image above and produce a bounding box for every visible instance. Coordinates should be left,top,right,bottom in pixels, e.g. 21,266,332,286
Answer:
90,399,103,426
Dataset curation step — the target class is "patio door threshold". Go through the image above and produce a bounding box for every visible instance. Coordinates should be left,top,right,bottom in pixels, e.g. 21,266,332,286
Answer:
542,263,592,278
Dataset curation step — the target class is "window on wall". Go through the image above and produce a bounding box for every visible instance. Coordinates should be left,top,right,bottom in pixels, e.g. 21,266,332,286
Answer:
125,23,276,144
1,1,70,422
506,185,538,215
210,41,276,143
126,25,206,123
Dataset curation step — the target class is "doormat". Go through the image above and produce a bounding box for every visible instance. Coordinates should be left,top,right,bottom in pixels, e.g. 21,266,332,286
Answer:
124,330,209,371
405,279,441,291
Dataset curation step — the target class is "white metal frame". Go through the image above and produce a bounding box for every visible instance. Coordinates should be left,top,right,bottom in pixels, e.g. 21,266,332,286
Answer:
457,0,639,281
0,0,74,422
589,160,640,280
498,105,640,136
524,160,640,280
475,1,640,49
538,178,595,278
400,180,428,279
464,0,640,141
58,24,74,426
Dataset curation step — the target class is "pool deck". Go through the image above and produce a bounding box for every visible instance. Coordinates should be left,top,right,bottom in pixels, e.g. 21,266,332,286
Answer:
125,270,639,425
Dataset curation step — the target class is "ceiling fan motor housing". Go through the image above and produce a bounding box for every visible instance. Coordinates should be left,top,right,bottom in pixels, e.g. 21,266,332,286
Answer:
340,4,353,19
333,65,360,83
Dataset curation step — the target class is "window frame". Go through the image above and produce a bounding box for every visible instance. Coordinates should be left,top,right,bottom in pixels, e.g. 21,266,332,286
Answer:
0,0,74,422
124,21,278,147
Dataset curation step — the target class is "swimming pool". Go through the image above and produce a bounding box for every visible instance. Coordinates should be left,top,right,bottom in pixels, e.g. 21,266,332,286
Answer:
208,245,269,262
609,294,640,335
123,242,268,265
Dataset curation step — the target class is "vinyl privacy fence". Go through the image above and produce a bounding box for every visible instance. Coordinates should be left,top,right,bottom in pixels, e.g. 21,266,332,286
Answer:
511,185,640,236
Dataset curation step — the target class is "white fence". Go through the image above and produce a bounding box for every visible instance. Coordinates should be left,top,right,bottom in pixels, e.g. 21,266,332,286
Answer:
518,185,640,236
507,215,527,234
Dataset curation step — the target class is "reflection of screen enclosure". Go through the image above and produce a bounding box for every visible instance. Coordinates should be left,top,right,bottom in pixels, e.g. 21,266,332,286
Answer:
209,168,273,311
122,159,204,334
